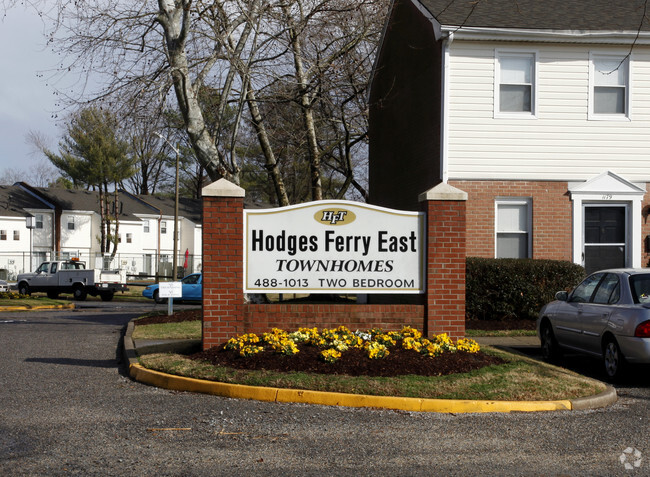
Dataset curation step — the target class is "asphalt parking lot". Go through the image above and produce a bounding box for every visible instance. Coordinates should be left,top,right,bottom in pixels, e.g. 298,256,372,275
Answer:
1,304,648,476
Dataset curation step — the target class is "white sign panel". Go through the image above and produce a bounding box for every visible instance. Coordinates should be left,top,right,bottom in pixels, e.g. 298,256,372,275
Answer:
244,200,425,294
159,281,182,298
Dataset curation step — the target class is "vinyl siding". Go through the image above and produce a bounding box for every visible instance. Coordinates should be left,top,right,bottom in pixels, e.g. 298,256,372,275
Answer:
447,41,650,181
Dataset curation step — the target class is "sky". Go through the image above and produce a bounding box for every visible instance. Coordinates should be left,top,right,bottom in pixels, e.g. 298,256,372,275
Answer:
0,6,62,179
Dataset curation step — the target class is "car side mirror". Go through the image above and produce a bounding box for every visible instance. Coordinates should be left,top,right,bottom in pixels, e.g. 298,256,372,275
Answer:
555,291,569,301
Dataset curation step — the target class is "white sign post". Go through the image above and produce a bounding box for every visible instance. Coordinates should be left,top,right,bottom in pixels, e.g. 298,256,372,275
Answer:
159,281,182,315
244,200,425,294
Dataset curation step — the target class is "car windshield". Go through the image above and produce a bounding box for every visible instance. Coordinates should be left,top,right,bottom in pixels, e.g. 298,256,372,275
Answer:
629,274,650,304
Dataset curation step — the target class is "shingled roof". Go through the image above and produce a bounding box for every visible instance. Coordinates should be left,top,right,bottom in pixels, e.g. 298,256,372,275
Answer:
0,185,52,218
419,0,650,32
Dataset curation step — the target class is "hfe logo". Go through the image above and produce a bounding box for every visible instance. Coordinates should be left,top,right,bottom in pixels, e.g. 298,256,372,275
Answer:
320,210,348,224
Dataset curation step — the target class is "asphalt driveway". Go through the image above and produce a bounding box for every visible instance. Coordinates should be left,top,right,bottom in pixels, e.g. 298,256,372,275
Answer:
1,306,648,476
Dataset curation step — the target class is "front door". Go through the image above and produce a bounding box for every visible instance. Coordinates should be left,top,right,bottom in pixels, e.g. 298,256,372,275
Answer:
583,205,627,274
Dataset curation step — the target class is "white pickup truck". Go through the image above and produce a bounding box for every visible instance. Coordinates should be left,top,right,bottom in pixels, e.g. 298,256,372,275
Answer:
16,260,128,301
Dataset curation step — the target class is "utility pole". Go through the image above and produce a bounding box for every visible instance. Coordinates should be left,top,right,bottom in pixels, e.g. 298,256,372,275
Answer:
154,132,180,281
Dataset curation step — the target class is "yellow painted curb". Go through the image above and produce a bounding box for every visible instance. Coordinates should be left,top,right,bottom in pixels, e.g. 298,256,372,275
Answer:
0,304,75,311
129,363,573,413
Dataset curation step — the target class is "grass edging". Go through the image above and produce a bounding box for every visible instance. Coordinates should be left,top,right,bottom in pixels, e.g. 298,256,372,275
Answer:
136,345,606,402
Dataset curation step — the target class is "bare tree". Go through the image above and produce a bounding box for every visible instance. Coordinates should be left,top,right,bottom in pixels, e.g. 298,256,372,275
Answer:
8,0,385,205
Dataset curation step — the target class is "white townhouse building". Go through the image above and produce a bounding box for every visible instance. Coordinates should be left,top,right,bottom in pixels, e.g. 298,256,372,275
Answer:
370,0,650,274
0,183,202,280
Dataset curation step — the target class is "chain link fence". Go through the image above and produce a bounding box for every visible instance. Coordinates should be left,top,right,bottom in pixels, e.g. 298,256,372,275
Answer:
0,251,202,283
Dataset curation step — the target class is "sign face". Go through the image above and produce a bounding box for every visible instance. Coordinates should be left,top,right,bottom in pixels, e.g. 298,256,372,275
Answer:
244,200,425,294
159,281,182,298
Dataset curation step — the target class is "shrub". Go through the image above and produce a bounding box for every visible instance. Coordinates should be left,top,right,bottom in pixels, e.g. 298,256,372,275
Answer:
466,258,585,321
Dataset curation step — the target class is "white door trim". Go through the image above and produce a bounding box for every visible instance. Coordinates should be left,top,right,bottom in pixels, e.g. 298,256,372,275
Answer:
569,171,645,269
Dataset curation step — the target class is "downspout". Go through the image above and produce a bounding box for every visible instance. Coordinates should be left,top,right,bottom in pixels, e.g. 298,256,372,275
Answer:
440,32,453,184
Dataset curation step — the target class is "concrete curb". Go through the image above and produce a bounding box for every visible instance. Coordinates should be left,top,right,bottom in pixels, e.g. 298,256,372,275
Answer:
0,304,75,312
123,320,617,413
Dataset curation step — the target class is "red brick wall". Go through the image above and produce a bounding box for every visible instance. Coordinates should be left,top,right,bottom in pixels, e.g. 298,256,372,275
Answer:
244,304,425,335
202,195,245,350
423,198,466,338
450,180,572,260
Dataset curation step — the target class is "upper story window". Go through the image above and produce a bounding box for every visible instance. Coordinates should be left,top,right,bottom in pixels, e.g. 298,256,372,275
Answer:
13,230,19,240
35,214,43,229
126,233,132,244
495,198,532,259
0,230,6,240
496,51,536,117
161,221,167,234
67,216,75,230
590,54,629,119
144,220,150,233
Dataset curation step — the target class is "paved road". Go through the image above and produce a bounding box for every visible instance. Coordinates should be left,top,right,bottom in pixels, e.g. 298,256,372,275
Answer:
1,306,649,476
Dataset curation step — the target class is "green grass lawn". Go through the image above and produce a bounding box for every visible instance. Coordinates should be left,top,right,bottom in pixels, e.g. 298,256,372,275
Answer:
138,347,604,401
132,320,202,340
0,296,69,308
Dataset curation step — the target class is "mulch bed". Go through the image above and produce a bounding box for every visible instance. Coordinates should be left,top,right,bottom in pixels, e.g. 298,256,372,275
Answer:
189,344,503,378
135,309,202,325
135,310,511,377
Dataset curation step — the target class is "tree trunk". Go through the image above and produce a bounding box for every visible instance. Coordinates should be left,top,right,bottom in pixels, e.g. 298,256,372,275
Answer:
157,1,237,184
245,86,290,206
282,4,323,201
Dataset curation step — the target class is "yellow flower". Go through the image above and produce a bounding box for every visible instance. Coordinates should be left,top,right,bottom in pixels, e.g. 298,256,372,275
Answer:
320,349,342,363
456,338,480,353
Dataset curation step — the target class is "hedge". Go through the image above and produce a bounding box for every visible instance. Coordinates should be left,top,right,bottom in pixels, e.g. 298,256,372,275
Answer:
466,257,586,321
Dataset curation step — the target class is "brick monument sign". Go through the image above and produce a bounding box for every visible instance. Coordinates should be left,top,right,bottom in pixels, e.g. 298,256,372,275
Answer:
201,179,467,350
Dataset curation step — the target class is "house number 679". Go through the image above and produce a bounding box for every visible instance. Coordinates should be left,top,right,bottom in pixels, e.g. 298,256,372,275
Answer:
602,194,613,200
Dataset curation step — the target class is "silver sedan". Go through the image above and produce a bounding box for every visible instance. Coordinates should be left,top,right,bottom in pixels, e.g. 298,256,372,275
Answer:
537,269,650,381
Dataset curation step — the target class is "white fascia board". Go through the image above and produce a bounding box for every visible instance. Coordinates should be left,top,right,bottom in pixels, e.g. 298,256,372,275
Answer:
440,26,650,45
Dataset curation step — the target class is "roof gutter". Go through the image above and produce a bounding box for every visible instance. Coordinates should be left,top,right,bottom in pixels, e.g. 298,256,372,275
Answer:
440,26,650,45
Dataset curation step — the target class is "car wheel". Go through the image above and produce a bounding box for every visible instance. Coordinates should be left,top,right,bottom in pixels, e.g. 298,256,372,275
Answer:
73,286,87,301
153,290,167,304
100,291,114,302
540,322,561,362
603,338,626,381
18,282,30,296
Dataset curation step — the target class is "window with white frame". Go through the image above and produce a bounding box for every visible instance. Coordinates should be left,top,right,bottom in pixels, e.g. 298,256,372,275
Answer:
144,220,150,233
591,54,629,117
13,230,19,240
161,221,167,234
496,199,532,259
496,52,536,115
126,233,132,243
35,214,43,229
0,230,6,240
67,216,75,230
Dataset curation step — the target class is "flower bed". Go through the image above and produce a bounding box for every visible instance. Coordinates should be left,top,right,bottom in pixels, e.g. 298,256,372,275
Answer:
190,326,498,378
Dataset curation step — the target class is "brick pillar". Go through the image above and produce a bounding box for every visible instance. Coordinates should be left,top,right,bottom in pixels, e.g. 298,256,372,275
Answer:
201,179,246,350
419,183,467,339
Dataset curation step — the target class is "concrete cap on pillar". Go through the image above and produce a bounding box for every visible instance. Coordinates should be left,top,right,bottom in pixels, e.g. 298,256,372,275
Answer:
418,182,467,202
202,178,246,198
